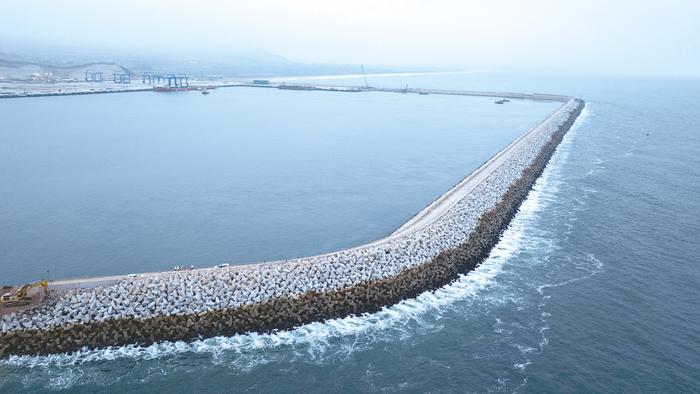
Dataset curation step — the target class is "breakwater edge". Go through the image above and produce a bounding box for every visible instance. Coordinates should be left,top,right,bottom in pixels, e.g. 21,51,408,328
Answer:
0,87,584,358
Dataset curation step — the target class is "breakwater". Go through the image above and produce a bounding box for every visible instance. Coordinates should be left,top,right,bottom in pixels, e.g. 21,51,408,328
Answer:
0,89,584,358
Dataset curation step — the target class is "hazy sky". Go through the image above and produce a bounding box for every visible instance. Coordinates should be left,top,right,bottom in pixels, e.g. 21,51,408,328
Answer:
1,0,699,75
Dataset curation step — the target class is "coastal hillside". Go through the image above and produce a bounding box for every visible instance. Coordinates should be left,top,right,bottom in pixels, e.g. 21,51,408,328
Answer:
0,59,130,82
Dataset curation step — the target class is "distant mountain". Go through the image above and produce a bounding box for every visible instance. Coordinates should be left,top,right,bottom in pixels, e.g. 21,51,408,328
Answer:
0,58,130,82
0,43,407,80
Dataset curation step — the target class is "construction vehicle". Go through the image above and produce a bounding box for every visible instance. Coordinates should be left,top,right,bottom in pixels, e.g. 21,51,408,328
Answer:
0,280,49,308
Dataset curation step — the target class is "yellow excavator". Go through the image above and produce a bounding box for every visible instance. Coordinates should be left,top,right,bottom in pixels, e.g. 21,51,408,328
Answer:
0,280,49,308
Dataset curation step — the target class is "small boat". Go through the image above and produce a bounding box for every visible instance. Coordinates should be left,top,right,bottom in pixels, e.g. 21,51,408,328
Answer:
201,90,210,95
494,100,504,104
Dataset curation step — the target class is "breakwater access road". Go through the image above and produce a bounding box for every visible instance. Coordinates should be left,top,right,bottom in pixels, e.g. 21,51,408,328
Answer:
0,86,584,358
45,86,570,291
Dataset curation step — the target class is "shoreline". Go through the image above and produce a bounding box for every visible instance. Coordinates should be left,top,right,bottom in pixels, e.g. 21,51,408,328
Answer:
0,85,584,359
0,74,566,102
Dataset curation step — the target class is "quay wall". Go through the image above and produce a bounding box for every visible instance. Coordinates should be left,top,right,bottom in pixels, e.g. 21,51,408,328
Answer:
0,94,585,359
0,87,152,99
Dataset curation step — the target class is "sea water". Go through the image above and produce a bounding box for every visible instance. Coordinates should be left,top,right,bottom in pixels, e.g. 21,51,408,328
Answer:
1,72,699,393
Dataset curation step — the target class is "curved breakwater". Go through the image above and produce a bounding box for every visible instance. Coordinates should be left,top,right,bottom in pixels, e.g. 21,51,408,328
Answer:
0,89,584,358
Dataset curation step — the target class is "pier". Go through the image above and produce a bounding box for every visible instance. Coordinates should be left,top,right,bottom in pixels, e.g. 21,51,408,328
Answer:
0,85,584,358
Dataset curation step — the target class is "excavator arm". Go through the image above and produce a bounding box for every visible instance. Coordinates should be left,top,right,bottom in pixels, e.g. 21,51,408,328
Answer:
1,280,49,307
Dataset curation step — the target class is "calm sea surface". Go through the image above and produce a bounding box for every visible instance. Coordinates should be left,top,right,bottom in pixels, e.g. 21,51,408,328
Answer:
1,72,699,393
0,87,556,284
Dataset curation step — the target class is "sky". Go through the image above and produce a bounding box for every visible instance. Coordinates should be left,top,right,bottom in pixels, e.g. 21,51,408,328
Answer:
1,0,699,75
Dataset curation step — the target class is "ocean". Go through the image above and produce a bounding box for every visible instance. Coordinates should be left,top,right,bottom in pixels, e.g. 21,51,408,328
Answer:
1,72,699,393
